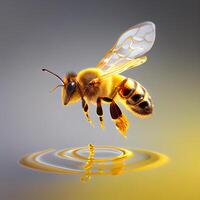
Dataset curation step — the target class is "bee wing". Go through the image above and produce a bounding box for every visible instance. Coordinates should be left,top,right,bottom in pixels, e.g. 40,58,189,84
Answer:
96,21,156,74
97,56,147,81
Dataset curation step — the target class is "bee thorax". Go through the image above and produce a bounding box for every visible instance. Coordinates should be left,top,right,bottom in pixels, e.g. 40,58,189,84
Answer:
77,68,102,102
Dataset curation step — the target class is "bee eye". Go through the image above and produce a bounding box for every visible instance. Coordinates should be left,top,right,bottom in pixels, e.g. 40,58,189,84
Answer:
67,81,76,94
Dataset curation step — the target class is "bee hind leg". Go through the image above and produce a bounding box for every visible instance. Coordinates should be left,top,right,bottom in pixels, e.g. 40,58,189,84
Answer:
96,97,129,137
110,99,129,138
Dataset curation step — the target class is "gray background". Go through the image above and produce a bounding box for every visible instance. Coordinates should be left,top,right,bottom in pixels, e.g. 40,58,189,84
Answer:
0,0,199,200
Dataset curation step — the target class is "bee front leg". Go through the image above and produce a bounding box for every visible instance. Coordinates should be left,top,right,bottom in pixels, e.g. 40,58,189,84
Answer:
82,98,94,127
76,81,94,127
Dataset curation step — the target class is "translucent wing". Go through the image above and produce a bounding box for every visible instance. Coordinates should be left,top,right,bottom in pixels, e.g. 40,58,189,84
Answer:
97,56,147,81
96,21,156,73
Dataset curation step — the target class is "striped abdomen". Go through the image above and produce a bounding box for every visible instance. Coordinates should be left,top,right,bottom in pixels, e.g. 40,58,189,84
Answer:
118,78,153,116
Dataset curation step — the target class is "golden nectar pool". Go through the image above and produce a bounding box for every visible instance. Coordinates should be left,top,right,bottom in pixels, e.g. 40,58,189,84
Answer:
20,145,169,181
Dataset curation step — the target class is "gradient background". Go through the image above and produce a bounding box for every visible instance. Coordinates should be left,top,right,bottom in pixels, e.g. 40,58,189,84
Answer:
0,0,200,199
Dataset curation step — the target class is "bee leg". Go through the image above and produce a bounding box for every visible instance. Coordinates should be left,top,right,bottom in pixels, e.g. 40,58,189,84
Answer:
110,79,129,137
109,100,129,138
96,97,115,129
96,97,104,129
96,97,129,137
75,80,94,127
82,98,94,127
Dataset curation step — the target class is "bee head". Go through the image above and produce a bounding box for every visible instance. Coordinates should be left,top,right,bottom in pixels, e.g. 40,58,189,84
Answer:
42,68,80,106
62,72,80,105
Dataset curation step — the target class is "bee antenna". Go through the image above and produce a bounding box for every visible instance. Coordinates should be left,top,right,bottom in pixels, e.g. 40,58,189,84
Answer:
42,67,65,85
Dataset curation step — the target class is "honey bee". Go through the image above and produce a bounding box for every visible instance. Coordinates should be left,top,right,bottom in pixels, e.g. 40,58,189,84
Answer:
42,21,156,137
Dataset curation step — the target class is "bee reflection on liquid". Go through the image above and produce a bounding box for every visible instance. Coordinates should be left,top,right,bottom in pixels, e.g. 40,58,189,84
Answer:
20,145,169,181
80,144,130,181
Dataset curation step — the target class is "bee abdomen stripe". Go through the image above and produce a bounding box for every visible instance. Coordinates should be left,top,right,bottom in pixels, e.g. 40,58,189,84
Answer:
127,83,146,105
119,80,137,99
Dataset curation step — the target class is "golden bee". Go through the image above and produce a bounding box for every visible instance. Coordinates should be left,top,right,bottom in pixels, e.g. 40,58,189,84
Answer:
42,21,156,137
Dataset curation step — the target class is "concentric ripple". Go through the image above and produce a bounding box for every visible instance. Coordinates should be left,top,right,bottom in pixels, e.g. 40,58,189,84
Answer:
20,145,169,181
